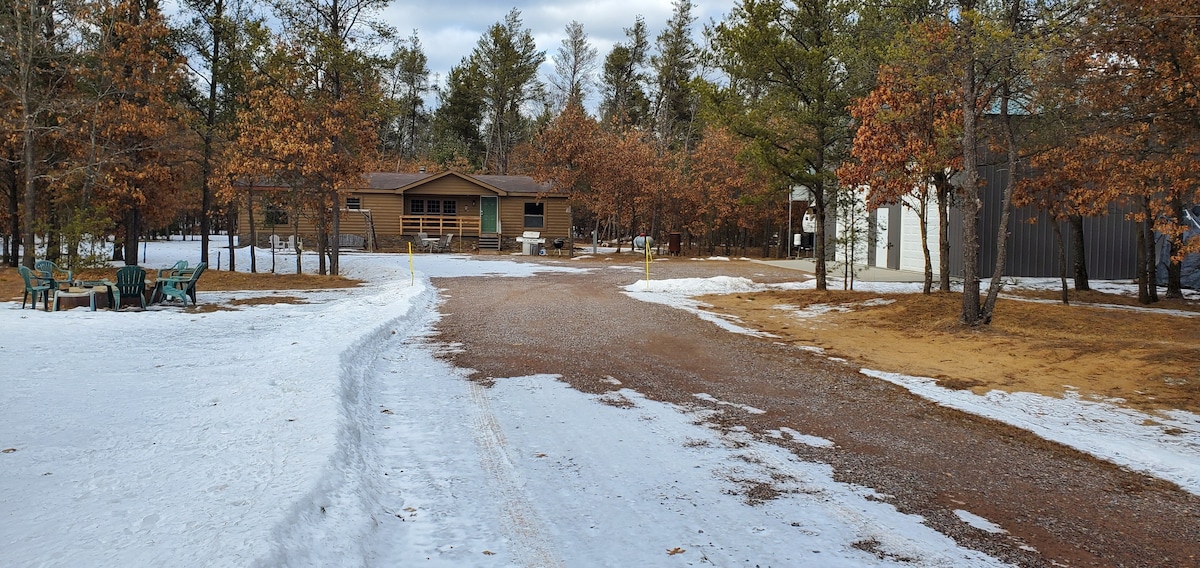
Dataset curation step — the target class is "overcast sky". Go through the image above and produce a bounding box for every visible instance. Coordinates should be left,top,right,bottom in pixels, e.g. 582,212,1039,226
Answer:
165,0,742,109
378,0,741,104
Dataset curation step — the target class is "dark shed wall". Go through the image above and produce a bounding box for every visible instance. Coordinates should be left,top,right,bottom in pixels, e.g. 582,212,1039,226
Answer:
948,160,1137,280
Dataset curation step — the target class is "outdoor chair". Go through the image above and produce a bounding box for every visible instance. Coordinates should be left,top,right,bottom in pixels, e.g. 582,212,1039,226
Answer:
157,260,188,280
112,266,147,310
160,262,207,306
432,233,454,253
34,259,73,291
18,266,52,310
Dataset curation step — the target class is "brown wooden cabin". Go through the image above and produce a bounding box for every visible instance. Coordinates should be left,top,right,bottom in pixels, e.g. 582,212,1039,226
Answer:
237,171,571,252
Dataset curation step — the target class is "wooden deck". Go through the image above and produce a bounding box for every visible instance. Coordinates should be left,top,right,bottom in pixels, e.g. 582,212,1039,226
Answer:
400,215,481,236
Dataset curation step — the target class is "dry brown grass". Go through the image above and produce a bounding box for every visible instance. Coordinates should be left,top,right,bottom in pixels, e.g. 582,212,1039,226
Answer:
700,288,1200,414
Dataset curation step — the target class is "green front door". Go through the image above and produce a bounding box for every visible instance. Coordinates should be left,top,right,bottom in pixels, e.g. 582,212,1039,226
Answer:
480,196,498,233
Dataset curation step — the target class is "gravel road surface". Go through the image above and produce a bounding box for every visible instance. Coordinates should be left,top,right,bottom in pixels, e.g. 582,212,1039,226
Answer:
434,257,1200,568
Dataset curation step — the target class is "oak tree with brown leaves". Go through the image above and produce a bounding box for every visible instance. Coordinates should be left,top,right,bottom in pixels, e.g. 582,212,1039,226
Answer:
839,61,962,294
1061,0,1200,302
84,0,194,265
221,43,377,275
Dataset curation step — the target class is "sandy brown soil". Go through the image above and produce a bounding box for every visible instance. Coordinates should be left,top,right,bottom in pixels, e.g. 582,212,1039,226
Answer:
699,289,1200,414
432,256,1200,568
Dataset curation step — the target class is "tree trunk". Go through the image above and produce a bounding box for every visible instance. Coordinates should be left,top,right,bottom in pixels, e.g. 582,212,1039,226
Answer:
7,152,21,266
1136,216,1151,304
1164,197,1184,299
199,0,221,266
1144,215,1157,303
21,115,38,268
958,70,983,325
248,189,258,273
937,179,952,292
226,207,237,272
123,208,140,266
981,87,1019,324
316,222,327,276
813,180,829,291
200,151,213,265
1069,214,1089,291
918,195,932,295
1053,218,1068,305
331,190,341,276
44,200,59,262
1135,202,1157,304
292,211,302,274
113,223,125,262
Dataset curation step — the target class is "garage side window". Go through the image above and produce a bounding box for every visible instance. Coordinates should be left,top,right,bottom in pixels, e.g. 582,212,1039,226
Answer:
523,202,544,228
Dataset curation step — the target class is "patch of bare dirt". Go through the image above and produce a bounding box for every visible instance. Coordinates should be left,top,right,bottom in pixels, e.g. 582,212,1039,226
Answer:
698,289,1200,414
185,295,311,313
227,295,309,305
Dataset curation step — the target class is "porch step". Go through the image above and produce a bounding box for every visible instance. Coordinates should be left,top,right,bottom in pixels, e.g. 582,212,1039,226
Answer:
478,234,500,251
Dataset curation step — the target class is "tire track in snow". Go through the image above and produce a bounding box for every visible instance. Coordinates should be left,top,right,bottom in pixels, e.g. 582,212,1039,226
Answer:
255,280,431,567
468,381,565,568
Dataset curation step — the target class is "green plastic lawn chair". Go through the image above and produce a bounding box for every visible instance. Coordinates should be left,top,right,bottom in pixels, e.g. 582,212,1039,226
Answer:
34,259,73,291
18,266,52,310
160,262,206,305
112,266,147,309
157,260,188,280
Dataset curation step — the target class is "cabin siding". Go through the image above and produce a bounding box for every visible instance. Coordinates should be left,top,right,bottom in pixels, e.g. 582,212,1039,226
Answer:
498,197,570,241
412,177,497,196
342,192,402,237
234,173,568,252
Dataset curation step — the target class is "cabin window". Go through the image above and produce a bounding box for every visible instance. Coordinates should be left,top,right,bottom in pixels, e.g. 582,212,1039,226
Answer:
265,206,288,226
523,202,544,228
410,199,424,214
442,200,457,215
345,197,361,210
426,200,441,214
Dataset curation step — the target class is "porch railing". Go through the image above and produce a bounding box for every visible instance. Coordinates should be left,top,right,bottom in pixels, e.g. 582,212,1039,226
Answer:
400,215,481,236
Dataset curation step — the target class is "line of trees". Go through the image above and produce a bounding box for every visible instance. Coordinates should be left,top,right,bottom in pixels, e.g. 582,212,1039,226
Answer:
4,0,1197,321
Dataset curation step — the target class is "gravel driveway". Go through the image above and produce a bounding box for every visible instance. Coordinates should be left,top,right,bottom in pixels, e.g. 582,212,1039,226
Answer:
434,256,1200,568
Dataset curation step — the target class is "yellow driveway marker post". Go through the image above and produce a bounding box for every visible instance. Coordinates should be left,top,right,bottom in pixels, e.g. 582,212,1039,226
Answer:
644,240,652,289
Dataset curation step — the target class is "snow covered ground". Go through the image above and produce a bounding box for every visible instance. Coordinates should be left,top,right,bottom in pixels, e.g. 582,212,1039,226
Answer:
0,240,1193,567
